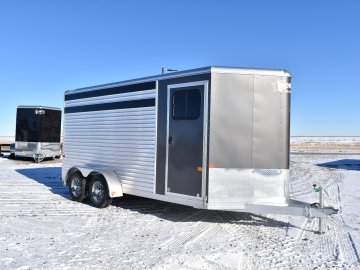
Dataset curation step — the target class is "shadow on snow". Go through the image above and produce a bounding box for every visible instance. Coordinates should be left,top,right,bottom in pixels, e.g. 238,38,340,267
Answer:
15,167,307,231
15,167,68,199
112,195,308,231
317,159,360,171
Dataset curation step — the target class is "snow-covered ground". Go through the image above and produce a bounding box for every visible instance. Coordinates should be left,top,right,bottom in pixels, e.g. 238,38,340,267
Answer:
1,142,360,269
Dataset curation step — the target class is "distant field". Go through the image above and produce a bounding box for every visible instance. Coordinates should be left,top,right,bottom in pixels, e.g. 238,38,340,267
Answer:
291,137,360,154
0,137,14,144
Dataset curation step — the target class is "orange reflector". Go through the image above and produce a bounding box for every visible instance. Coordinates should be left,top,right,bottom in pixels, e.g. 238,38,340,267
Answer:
198,165,216,171
111,192,116,196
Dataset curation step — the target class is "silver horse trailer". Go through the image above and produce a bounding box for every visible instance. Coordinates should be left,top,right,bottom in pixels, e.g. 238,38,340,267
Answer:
62,66,336,224
15,106,62,162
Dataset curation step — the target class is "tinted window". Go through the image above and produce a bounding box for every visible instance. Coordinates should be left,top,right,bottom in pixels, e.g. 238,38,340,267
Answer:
172,91,186,119
172,89,201,120
186,90,201,119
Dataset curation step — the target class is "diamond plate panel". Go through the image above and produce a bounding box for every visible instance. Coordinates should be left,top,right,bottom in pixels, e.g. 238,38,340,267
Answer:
208,168,289,207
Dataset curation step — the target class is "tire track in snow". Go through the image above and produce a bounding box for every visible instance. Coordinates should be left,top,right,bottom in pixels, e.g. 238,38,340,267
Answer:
160,211,216,250
348,232,360,264
159,210,232,252
326,218,360,267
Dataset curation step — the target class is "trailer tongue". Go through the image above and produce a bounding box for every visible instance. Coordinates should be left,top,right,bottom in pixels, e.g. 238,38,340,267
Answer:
245,197,338,234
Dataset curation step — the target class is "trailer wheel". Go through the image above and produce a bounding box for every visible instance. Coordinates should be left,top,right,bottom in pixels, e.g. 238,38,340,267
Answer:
89,175,112,208
33,154,44,163
68,172,86,202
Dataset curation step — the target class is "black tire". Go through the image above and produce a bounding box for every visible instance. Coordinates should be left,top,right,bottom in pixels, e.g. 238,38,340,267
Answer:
68,172,86,202
88,175,112,208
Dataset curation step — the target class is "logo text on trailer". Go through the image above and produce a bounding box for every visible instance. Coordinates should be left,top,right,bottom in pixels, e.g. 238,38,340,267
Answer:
35,109,45,115
272,79,291,94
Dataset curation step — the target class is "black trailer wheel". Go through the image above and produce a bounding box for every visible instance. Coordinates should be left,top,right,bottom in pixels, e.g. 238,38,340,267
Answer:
89,175,112,208
68,172,86,202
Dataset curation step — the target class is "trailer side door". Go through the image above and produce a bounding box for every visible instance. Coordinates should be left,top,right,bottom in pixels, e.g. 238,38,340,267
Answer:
166,81,208,198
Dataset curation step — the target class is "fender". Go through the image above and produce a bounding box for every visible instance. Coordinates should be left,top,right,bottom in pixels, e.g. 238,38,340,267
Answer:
66,166,123,198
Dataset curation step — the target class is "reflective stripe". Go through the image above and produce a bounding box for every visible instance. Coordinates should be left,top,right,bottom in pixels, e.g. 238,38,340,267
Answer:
64,98,155,114
65,81,156,101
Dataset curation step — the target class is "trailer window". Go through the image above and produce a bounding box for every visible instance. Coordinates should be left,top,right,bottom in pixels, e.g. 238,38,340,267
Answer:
172,89,201,120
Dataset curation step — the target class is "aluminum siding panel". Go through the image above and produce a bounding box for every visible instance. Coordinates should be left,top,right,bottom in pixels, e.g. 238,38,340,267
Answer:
207,72,291,207
252,75,290,168
209,73,290,169
208,73,254,168
63,87,157,194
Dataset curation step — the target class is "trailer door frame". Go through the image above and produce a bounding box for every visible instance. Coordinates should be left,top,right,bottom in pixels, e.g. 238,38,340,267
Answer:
165,81,209,201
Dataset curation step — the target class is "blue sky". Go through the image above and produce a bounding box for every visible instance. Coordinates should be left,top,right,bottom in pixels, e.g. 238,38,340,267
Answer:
0,1,359,136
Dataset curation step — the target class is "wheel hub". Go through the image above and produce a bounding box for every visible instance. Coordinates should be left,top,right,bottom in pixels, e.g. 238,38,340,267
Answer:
71,177,82,197
92,180,105,203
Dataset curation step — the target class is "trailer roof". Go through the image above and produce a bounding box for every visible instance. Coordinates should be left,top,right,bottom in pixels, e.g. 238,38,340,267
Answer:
17,105,61,111
65,66,290,95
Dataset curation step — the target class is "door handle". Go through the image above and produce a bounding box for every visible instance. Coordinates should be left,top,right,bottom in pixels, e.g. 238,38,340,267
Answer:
168,136,173,144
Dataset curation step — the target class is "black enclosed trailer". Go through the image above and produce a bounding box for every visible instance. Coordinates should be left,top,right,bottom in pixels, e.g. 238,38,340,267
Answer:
15,106,62,162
